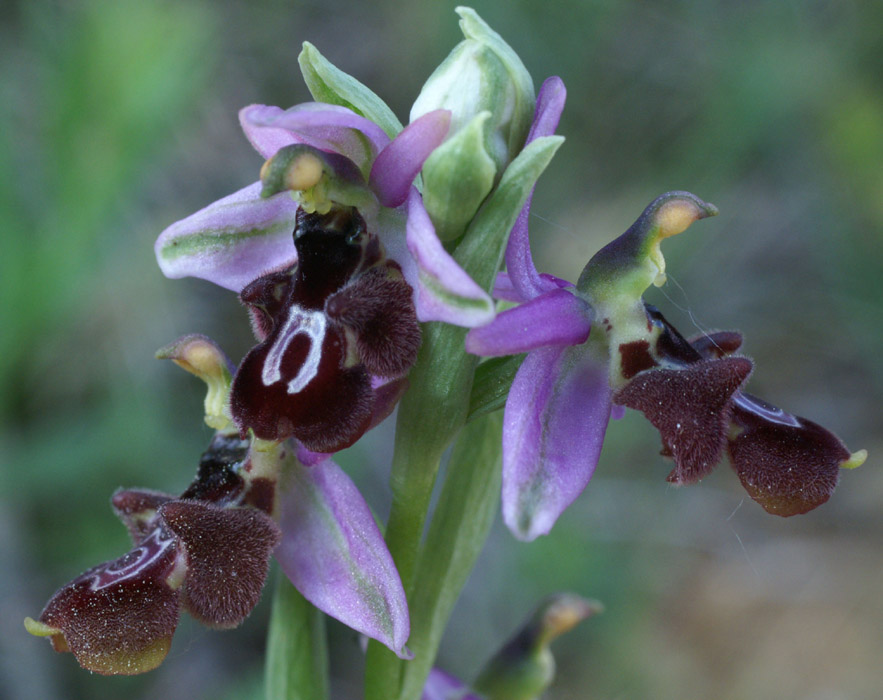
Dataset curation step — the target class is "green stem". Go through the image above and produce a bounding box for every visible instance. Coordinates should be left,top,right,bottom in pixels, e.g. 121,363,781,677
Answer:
396,411,503,700
265,571,329,700
364,135,564,700
364,320,478,700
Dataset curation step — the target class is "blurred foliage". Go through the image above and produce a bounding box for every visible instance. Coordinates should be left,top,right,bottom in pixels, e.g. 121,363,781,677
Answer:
1,1,881,699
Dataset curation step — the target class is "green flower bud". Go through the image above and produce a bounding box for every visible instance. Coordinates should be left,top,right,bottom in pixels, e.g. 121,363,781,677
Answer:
473,593,602,700
410,7,535,175
420,111,497,241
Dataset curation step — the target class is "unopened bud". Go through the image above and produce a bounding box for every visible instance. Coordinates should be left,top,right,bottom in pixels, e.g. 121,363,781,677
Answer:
410,7,535,175
473,593,601,700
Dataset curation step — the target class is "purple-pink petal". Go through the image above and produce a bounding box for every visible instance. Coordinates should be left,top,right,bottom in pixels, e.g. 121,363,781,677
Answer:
504,77,567,301
502,343,611,541
275,458,411,658
404,188,495,327
465,288,591,357
370,110,451,208
155,182,298,292
422,668,481,700
238,105,299,159
243,102,390,171
492,271,571,302
526,76,567,144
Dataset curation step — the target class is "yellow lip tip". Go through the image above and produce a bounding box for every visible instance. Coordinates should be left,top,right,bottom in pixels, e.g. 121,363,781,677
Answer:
657,199,703,239
842,449,867,470
24,617,61,638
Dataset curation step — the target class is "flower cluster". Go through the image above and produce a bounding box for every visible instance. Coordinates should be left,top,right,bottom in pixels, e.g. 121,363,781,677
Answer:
29,7,550,678
468,184,866,540
26,7,867,698
27,336,412,673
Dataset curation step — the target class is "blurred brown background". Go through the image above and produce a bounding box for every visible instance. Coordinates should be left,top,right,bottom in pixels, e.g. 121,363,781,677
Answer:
1,1,881,698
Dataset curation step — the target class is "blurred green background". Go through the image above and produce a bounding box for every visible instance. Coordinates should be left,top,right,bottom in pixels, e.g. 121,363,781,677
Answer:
2,1,881,698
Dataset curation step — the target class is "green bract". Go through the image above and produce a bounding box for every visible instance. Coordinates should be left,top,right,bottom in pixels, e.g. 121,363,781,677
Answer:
420,112,497,241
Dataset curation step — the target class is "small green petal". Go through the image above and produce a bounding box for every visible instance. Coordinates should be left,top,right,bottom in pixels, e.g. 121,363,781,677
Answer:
455,135,565,291
298,42,403,140
421,111,497,241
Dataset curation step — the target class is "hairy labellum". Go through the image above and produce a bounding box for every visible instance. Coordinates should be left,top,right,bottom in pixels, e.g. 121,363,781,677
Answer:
615,356,753,484
613,303,860,516
231,207,421,451
728,393,850,516
28,434,279,675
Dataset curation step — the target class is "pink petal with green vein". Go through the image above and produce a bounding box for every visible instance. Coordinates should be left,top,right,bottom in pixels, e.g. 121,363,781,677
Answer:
155,182,298,292
404,188,494,327
275,458,411,658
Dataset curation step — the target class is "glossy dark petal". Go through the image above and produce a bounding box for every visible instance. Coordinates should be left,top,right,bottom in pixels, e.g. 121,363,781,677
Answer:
178,432,249,506
292,210,370,308
159,500,280,628
644,303,703,365
727,393,851,516
231,322,374,451
36,528,180,675
615,357,753,484
325,264,421,377
689,331,743,359
111,489,175,544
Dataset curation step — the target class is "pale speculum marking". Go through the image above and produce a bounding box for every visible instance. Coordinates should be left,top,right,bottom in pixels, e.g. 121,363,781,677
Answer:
262,306,327,394
90,528,176,591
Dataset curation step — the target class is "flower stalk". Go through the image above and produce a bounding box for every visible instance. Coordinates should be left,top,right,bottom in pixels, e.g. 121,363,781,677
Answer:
364,132,563,700
265,573,329,700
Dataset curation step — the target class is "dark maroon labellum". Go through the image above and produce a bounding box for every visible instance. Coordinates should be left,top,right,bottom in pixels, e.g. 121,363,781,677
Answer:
615,303,856,516
34,430,280,674
615,356,753,484
728,393,848,516
231,207,420,452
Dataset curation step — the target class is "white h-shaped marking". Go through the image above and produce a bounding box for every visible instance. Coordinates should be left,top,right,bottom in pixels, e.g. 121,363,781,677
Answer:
262,306,327,394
